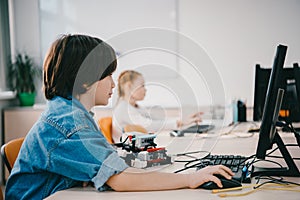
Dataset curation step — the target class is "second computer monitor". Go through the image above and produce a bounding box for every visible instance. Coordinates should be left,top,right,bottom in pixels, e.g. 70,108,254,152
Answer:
253,63,300,123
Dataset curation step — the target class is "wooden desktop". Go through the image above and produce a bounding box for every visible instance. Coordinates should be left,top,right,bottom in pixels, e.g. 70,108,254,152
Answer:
45,123,300,200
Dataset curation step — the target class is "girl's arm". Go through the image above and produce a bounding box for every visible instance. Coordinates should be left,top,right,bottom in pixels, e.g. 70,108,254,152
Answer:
106,165,234,191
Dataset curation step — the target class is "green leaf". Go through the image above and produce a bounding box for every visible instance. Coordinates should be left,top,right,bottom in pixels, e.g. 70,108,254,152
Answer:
6,53,42,94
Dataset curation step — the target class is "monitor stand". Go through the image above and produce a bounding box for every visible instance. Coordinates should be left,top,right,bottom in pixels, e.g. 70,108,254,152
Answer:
251,131,300,177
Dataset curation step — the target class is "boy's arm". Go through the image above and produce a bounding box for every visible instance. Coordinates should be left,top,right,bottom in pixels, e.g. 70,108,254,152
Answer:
106,165,233,191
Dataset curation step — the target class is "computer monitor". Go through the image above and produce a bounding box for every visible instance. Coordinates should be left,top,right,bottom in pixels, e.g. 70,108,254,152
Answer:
255,45,286,159
253,64,300,122
253,64,271,121
252,45,300,177
290,63,300,122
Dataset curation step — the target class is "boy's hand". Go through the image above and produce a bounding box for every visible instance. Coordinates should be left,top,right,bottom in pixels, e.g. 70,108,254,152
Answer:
188,165,234,189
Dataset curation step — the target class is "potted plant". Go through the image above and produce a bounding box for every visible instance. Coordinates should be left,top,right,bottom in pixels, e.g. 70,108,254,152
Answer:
7,53,42,106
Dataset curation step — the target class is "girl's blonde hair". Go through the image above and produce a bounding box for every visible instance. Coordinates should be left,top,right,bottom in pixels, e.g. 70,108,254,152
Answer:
118,70,142,98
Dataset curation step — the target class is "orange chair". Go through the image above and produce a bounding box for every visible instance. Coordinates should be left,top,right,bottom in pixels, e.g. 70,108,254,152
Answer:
98,117,114,144
1,137,25,173
123,124,147,134
0,187,3,200
0,187,4,200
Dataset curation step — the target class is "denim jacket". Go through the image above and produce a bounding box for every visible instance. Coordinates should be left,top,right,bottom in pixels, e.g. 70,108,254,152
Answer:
5,96,128,200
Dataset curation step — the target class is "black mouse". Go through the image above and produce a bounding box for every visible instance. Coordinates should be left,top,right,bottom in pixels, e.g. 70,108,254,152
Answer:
199,175,242,190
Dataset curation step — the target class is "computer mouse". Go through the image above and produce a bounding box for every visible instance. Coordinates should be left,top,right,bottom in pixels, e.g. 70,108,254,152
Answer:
169,130,184,137
199,176,242,190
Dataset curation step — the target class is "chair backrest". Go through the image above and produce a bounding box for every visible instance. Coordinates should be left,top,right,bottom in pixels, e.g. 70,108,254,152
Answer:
98,117,113,144
0,187,3,200
123,124,147,134
1,137,25,173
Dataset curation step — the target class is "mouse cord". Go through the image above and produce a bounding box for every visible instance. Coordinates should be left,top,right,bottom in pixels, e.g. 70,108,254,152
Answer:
254,176,300,188
212,178,300,197
213,182,300,197
174,150,210,159
221,122,241,135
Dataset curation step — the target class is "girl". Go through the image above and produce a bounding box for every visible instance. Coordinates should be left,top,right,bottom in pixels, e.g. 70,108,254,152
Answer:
5,34,233,199
113,70,202,142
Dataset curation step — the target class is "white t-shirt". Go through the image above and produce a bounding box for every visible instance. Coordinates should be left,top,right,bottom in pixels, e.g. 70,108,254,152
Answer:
112,100,177,143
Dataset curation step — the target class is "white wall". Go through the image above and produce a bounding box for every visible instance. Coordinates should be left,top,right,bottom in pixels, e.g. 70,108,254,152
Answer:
9,0,300,108
10,0,44,103
178,0,300,107
10,0,41,61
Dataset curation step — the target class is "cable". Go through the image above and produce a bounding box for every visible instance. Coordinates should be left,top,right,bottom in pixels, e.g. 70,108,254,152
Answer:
267,155,300,160
172,151,210,165
174,159,214,173
264,144,299,160
254,176,284,188
235,132,255,138
277,120,300,147
221,122,242,135
265,144,298,156
251,158,283,168
288,122,300,147
220,122,256,138
241,120,261,128
255,176,300,185
174,150,210,160
213,182,300,198
173,154,255,174
175,150,210,157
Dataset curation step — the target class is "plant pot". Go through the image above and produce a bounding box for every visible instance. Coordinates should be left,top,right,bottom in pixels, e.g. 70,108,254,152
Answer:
18,92,36,106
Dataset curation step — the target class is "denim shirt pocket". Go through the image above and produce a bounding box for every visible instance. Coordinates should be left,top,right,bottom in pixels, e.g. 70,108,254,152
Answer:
44,110,91,138
66,111,93,137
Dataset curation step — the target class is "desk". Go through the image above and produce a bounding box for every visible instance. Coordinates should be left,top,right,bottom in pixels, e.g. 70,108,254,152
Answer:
46,123,300,200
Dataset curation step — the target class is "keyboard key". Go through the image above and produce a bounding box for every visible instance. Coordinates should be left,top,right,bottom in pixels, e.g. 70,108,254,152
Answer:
196,154,248,183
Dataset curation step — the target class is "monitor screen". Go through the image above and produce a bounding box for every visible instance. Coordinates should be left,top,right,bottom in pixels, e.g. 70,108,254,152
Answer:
253,64,300,122
255,44,287,159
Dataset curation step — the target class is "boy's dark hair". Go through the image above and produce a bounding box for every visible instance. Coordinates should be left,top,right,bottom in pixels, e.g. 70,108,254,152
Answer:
43,34,117,100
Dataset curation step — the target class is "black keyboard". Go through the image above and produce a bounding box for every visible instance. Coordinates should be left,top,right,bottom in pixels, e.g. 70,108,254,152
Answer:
197,154,250,183
181,124,215,134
